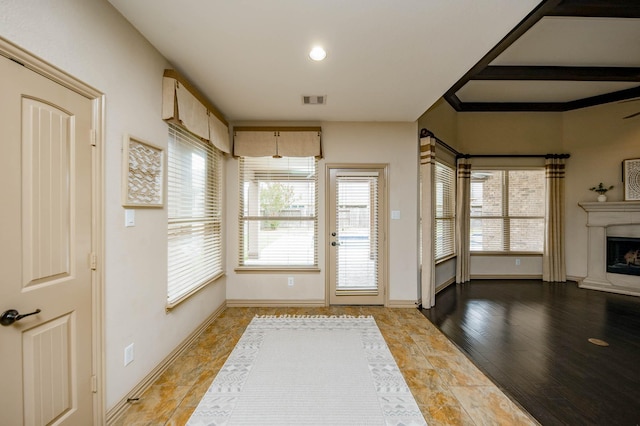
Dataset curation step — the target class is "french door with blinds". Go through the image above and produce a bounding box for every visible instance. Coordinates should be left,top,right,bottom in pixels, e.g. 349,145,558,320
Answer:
327,166,386,305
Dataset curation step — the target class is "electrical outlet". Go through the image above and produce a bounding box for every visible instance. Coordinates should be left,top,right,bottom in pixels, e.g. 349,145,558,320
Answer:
515,258,521,266
288,277,294,287
124,343,134,366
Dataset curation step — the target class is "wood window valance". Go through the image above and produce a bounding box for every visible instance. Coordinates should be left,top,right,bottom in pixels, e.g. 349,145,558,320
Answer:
162,69,230,154
233,127,322,158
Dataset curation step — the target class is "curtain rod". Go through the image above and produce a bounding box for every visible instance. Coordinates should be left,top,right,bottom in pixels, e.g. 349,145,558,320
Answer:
420,128,460,156
456,153,570,159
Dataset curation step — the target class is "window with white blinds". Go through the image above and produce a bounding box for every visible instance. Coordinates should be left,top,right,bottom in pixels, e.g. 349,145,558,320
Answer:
167,124,223,307
434,161,455,261
239,156,317,267
470,169,545,253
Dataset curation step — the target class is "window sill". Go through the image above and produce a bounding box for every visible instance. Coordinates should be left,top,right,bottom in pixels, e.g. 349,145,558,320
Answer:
470,252,542,256
166,271,225,311
235,267,321,273
435,254,456,265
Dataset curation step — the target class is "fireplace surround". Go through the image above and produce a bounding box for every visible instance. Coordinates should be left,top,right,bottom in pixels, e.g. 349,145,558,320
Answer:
579,201,640,296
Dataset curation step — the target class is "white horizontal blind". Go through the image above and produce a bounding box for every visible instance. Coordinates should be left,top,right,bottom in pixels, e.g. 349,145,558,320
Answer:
335,174,378,293
434,161,455,260
167,124,223,307
239,156,317,267
470,169,545,252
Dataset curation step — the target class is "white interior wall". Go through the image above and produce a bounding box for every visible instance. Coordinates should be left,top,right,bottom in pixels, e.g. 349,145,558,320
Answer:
226,121,420,304
0,0,227,410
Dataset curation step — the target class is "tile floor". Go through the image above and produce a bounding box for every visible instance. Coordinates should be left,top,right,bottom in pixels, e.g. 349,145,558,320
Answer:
112,307,538,425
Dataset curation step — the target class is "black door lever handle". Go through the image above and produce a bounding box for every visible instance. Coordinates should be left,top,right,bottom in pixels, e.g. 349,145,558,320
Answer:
0,308,41,326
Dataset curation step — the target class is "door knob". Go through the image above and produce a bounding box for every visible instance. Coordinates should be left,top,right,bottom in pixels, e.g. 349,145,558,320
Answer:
331,232,336,236
0,309,41,326
331,241,339,246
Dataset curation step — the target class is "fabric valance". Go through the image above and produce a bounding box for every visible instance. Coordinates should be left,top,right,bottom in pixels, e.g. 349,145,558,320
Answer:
162,69,230,154
233,127,322,158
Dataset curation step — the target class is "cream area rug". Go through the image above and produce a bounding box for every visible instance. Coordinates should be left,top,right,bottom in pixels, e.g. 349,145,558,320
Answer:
187,315,427,425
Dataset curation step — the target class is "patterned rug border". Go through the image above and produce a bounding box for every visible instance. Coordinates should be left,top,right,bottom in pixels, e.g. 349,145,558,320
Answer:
187,314,426,425
253,314,374,319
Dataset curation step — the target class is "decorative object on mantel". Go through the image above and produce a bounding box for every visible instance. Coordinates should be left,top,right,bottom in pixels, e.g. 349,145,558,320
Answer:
622,158,640,201
589,182,614,202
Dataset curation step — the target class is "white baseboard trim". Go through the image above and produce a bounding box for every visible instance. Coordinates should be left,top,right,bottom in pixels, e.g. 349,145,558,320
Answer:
386,300,420,308
226,299,420,309
470,274,543,280
226,299,326,307
105,302,227,425
436,277,456,293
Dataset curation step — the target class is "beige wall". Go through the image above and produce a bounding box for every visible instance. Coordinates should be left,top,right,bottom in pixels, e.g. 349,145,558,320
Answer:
0,0,227,409
457,112,562,154
563,101,640,277
0,2,423,412
226,121,420,304
418,98,458,148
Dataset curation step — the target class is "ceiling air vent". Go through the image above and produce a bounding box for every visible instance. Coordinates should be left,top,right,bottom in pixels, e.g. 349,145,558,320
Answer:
302,95,326,105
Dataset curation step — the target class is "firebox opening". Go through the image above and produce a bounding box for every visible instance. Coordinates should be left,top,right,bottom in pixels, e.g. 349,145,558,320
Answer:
607,236,640,277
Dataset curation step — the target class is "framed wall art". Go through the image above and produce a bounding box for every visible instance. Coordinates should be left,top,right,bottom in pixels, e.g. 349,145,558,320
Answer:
622,158,640,201
122,135,165,207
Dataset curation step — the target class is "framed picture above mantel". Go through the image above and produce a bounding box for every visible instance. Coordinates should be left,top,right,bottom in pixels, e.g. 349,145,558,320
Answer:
622,158,640,201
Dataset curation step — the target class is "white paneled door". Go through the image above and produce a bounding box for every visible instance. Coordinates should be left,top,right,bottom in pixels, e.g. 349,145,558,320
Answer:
328,167,386,305
0,55,94,425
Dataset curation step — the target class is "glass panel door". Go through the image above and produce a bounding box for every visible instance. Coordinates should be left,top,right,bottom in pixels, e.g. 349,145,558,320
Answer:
328,167,385,305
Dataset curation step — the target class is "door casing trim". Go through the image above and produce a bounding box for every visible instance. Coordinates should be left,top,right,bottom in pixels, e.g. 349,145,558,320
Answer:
0,36,106,425
325,163,389,307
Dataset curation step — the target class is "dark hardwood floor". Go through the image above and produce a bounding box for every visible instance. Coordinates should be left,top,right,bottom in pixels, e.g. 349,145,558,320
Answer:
421,280,640,426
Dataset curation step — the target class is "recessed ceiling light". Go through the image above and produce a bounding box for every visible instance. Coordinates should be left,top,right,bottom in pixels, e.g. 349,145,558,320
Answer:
309,46,326,61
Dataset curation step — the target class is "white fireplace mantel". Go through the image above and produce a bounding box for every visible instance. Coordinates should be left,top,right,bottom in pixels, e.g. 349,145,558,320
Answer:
579,201,640,297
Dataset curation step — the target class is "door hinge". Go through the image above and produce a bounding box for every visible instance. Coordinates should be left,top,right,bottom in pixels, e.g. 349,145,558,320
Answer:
90,252,97,270
91,375,98,393
90,129,97,146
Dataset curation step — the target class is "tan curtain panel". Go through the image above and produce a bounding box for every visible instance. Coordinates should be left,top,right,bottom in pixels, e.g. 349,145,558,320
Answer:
277,131,322,157
209,113,230,154
162,77,209,140
543,157,567,282
162,71,231,154
420,136,436,308
233,128,322,158
455,158,471,283
233,131,278,157
175,82,209,140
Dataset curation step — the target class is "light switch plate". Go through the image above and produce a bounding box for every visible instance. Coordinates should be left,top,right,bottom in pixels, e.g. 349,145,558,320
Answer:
391,210,401,220
125,209,135,227
124,343,134,366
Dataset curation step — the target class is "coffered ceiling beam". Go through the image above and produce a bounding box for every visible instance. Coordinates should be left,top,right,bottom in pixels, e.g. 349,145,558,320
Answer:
443,0,562,102
455,85,640,112
549,0,640,18
473,66,640,82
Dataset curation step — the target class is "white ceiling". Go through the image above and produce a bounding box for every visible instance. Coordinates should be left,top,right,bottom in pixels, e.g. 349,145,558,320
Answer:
108,0,542,122
455,16,640,104
493,17,640,67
